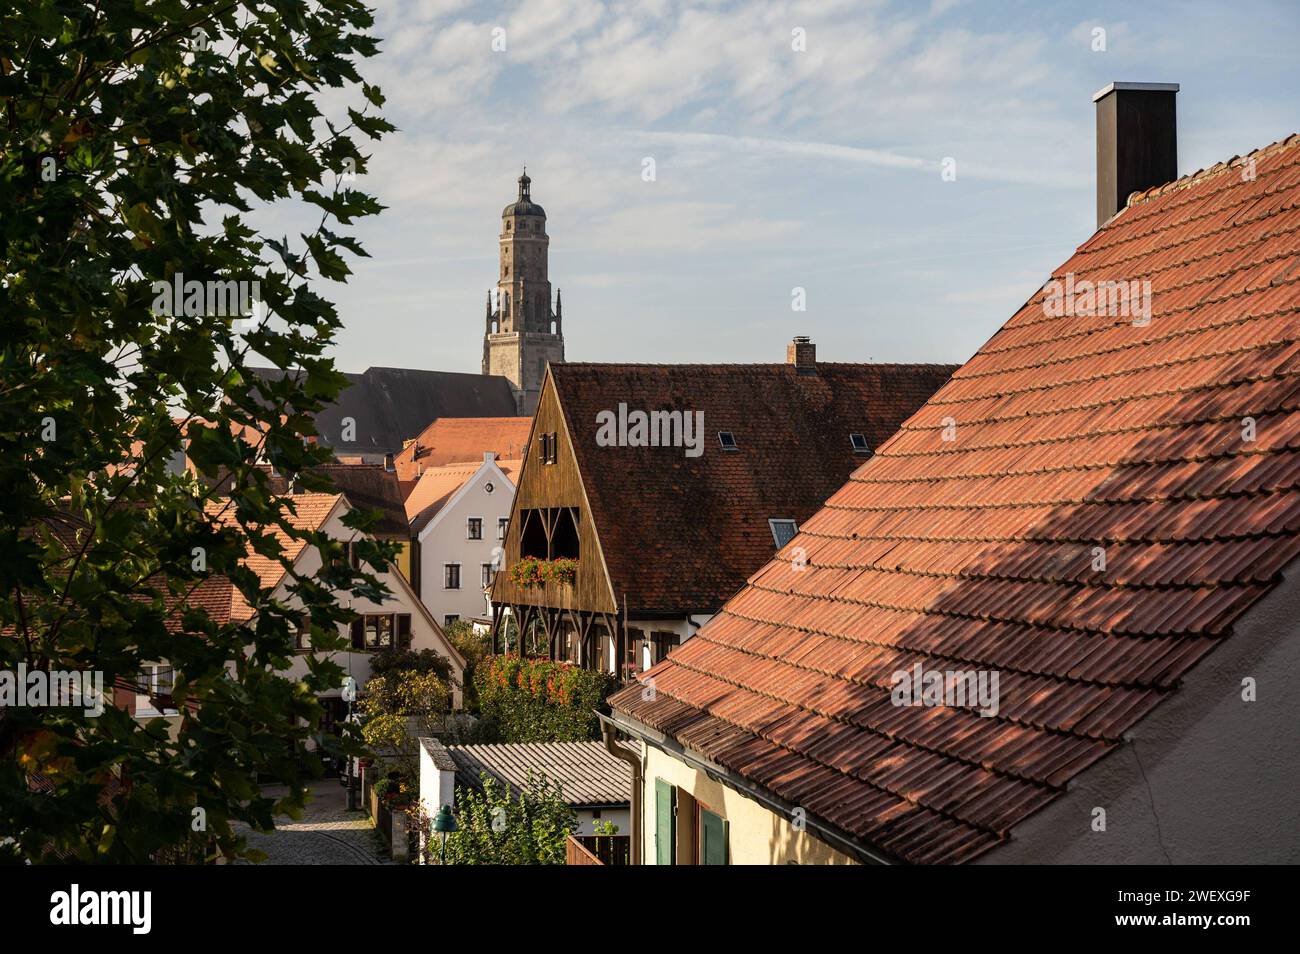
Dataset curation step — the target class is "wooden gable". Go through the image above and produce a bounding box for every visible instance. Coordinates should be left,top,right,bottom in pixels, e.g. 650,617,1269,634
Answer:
490,370,618,614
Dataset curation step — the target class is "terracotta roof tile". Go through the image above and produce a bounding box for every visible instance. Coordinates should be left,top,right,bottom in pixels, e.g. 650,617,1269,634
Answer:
552,361,956,613
611,134,1300,863
393,417,531,479
405,458,521,532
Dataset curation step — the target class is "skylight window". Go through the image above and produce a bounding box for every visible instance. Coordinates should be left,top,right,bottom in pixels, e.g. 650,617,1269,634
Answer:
850,433,871,454
718,431,738,451
769,519,798,549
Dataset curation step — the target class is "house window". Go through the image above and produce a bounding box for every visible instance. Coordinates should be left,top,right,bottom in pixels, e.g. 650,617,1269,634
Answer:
444,563,461,589
498,517,508,540
625,628,646,678
536,431,559,465
698,807,729,865
331,540,361,571
365,614,393,649
349,614,410,651
467,517,483,540
769,519,798,549
482,563,494,588
135,665,176,715
655,779,676,866
539,432,556,464
136,665,174,699
651,631,680,665
718,431,737,451
444,614,459,627
293,615,311,652
850,432,871,454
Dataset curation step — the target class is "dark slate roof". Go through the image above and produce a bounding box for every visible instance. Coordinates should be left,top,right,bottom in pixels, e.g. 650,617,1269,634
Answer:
612,134,1300,865
248,366,519,456
443,741,632,808
552,361,956,615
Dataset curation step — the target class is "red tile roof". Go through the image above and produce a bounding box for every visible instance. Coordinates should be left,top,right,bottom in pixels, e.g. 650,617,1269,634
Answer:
260,464,409,538
552,361,956,614
393,417,532,480
209,493,343,619
612,134,1300,864
406,458,521,533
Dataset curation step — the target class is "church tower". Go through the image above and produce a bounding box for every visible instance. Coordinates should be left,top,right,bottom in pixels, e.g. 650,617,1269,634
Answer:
482,170,564,415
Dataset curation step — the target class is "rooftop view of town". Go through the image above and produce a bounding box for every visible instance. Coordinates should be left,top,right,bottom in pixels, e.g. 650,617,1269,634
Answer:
1,0,1294,936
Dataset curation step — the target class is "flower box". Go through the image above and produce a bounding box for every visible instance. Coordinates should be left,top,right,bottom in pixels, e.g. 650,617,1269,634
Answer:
508,557,578,588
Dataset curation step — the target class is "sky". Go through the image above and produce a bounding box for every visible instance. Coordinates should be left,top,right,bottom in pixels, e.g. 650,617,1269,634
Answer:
257,0,1300,374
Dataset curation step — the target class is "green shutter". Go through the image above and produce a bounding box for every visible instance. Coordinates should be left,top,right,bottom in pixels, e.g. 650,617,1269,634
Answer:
654,778,675,866
700,809,728,865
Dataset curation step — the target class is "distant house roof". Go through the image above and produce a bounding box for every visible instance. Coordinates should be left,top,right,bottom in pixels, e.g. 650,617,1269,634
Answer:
208,492,344,619
612,134,1300,864
247,366,519,457
550,361,955,614
437,741,631,808
405,457,522,533
393,417,532,480
262,464,409,538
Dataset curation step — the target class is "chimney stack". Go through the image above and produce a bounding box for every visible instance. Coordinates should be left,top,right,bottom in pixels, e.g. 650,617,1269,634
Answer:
1094,82,1179,228
787,336,816,374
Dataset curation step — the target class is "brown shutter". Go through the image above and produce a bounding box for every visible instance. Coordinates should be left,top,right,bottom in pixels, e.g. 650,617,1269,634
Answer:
397,614,412,650
350,618,364,649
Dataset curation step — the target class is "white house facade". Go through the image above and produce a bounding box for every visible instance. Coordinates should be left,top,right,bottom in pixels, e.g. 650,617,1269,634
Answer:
412,454,520,628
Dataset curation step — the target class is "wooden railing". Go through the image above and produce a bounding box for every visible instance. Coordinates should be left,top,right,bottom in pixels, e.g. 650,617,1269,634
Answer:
566,833,631,866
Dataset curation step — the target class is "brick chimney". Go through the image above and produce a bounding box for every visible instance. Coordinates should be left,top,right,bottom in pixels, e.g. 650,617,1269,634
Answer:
787,335,816,374
1094,82,1179,228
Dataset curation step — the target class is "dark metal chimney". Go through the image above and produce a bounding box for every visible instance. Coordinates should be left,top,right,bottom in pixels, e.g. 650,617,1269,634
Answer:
1094,82,1179,228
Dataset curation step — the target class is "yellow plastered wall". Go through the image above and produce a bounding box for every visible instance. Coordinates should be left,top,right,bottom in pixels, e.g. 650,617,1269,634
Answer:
641,745,859,866
393,541,411,581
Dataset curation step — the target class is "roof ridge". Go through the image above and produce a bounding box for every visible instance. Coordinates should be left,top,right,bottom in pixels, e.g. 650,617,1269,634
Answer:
1125,132,1300,210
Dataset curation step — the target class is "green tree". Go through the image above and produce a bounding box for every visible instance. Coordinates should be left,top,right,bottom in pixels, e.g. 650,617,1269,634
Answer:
0,0,393,862
442,618,488,709
417,773,576,865
359,657,451,779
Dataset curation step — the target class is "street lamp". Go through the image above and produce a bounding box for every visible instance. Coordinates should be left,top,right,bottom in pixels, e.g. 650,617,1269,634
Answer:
433,804,458,864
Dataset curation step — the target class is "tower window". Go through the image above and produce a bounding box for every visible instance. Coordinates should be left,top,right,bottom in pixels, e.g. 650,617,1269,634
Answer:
718,431,738,451
850,433,871,454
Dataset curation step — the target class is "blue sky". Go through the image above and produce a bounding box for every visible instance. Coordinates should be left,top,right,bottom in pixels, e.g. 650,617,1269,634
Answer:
275,0,1300,373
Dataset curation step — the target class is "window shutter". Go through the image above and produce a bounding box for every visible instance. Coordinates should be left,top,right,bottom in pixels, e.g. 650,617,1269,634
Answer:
397,614,411,650
654,778,675,866
350,618,364,649
700,809,728,865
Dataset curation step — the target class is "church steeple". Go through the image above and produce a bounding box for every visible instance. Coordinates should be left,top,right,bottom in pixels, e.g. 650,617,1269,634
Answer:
482,170,565,415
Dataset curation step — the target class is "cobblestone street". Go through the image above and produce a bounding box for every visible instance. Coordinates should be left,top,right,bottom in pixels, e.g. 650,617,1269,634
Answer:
235,781,394,865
